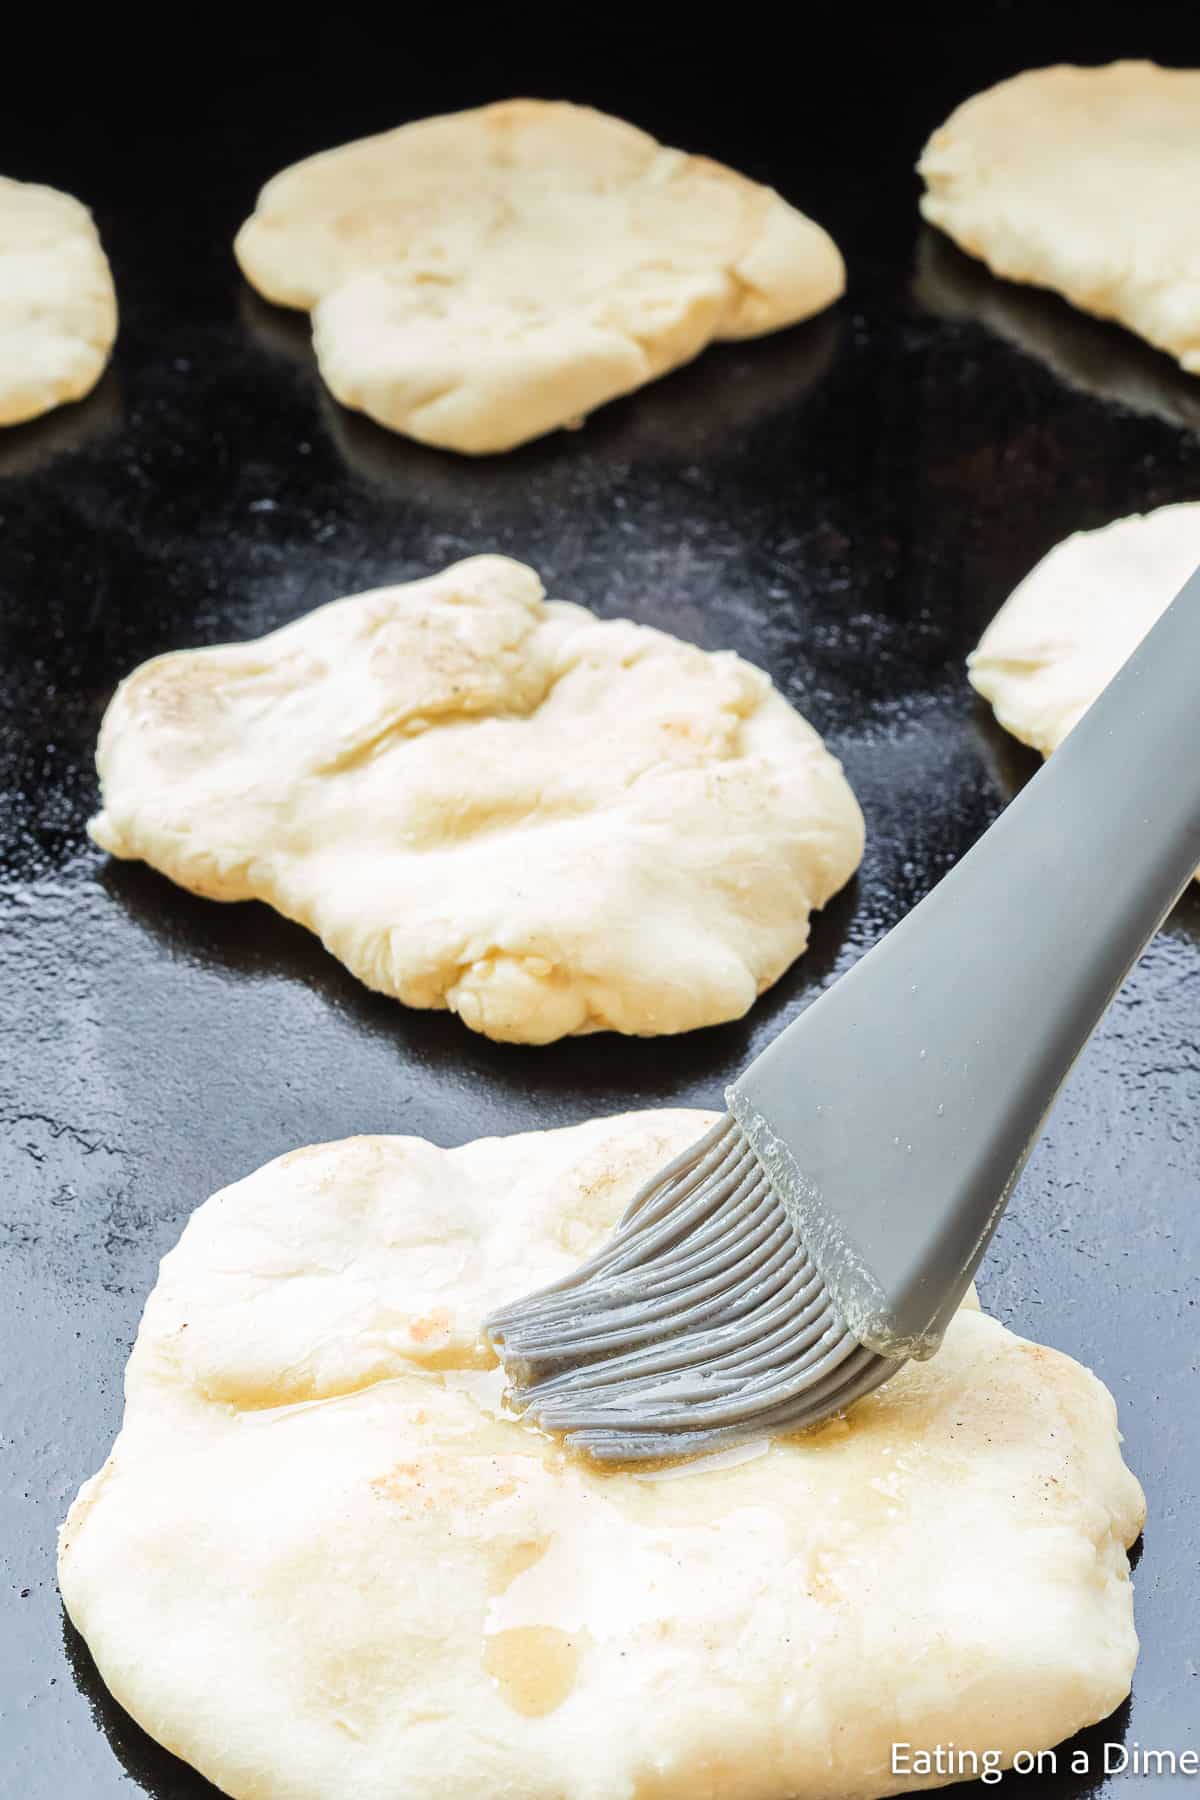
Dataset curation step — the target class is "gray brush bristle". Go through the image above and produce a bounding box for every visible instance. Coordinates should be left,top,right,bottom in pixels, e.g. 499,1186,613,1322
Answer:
485,1116,903,1461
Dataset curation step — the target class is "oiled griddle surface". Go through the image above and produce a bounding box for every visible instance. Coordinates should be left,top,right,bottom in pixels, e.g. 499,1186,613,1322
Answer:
2,6,1198,1794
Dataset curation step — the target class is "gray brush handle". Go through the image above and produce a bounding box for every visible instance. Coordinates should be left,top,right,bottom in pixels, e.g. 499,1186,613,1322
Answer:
731,564,1200,1360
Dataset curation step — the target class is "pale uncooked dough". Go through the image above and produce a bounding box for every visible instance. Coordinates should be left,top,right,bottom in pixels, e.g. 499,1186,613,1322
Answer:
0,176,117,426
918,62,1200,374
235,100,845,453
60,1109,1144,1800
970,506,1200,885
89,555,863,1043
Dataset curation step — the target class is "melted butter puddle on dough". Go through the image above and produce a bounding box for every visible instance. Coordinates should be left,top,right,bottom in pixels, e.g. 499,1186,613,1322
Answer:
340,1344,847,1716
482,1626,591,1718
447,1366,592,1717
479,1474,586,1720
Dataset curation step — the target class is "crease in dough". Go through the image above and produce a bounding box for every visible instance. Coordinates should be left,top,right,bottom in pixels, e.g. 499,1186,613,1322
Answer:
89,554,864,1044
969,500,1200,884
0,175,117,425
918,61,1200,374
60,1110,1145,1800
235,100,845,452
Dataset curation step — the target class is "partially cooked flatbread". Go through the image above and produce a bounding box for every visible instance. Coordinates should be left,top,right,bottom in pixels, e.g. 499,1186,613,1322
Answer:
235,100,845,453
60,1110,1144,1800
969,504,1200,860
89,555,863,1042
919,62,1200,374
0,175,117,426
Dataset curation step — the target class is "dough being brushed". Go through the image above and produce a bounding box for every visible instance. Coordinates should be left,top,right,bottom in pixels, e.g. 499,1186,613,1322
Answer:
919,62,1200,374
970,501,1200,884
235,99,844,453
0,176,117,425
89,555,863,1042
60,1109,1145,1800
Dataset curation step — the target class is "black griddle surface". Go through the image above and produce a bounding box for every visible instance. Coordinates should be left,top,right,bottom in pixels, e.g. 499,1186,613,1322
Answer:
2,7,1199,1795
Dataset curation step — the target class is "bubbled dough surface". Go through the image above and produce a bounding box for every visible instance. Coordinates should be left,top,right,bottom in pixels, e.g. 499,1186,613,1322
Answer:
235,99,845,452
0,176,117,425
88,554,864,1043
60,1109,1144,1800
969,501,1200,882
919,62,1200,374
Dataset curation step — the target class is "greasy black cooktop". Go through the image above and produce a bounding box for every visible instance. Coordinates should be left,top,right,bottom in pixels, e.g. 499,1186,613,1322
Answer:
2,6,1199,1796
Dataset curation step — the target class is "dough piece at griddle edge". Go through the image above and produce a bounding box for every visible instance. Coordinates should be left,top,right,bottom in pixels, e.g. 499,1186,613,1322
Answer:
87,554,864,1044
918,61,1200,373
0,175,117,425
969,500,1200,884
59,1109,1145,1800
234,99,845,452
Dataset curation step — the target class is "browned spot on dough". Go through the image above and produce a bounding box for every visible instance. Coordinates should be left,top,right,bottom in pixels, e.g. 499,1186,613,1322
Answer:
409,1307,452,1344
369,1463,428,1507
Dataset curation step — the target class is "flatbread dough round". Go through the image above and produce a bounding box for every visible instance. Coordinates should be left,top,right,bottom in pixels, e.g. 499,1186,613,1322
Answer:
970,503,1200,887
0,176,117,426
60,1110,1145,1800
235,100,845,453
918,62,1200,374
89,554,863,1043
